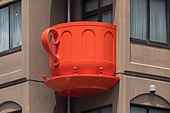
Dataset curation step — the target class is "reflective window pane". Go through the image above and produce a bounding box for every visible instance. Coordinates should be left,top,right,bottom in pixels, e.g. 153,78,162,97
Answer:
150,0,167,43
130,106,147,113
130,0,148,40
0,7,9,52
131,105,169,113
10,1,22,48
102,11,113,23
100,0,113,7
150,108,168,113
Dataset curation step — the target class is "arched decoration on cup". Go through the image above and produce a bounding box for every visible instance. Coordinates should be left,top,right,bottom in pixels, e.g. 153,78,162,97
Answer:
104,31,115,62
81,29,96,59
59,30,72,61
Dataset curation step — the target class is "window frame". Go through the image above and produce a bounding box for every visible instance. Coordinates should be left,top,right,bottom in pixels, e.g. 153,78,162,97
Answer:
0,0,22,57
130,0,170,49
130,104,170,113
81,0,113,23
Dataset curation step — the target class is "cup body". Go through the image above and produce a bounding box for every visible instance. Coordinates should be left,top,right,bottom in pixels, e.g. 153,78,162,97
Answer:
46,22,116,76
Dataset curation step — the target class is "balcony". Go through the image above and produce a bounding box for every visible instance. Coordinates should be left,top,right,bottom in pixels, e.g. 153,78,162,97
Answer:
42,21,119,97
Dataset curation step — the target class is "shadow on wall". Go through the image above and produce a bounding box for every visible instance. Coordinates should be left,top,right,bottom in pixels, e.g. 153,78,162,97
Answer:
53,92,67,113
51,79,120,113
69,83,120,113
50,0,67,26
113,0,117,23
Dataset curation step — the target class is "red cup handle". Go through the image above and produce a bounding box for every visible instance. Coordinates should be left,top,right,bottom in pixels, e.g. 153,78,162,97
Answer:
42,28,60,66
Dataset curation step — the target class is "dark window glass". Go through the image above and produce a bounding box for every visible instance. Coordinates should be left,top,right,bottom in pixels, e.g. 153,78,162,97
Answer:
85,15,98,21
82,0,113,23
84,0,98,12
8,110,22,113
100,0,113,7
83,105,112,113
0,7,9,52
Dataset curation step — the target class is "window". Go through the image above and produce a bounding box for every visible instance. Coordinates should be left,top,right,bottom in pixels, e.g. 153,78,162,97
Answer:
82,0,113,23
131,105,170,113
82,105,112,113
0,101,22,113
130,0,170,48
0,1,22,56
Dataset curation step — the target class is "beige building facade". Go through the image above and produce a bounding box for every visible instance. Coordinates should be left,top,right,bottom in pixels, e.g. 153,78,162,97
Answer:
0,0,170,113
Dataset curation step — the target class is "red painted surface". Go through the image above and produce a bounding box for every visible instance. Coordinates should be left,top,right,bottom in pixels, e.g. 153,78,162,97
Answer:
42,22,119,97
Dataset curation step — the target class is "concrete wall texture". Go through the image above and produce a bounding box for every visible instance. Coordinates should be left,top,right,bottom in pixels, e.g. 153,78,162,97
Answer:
0,0,170,113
